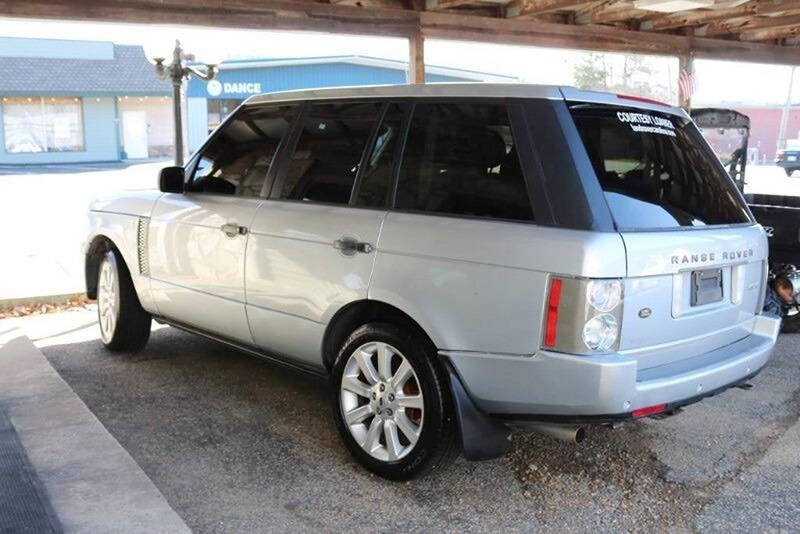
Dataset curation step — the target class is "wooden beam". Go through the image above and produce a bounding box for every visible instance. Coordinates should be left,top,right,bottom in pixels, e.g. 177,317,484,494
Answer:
640,0,800,31
0,0,799,65
697,12,800,37
575,2,651,24
741,23,800,40
426,0,481,10
331,0,408,8
505,0,590,17
421,10,800,63
0,0,422,37
408,30,425,82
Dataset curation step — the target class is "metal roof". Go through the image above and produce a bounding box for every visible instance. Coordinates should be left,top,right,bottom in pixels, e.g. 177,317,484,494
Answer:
216,55,519,82
0,44,170,96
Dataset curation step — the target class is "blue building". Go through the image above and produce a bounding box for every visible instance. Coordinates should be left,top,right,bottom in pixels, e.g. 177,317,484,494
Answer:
0,37,517,165
0,37,172,164
186,55,517,152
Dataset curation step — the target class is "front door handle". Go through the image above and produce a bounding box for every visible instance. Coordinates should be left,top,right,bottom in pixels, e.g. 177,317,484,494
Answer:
221,223,248,238
333,237,374,255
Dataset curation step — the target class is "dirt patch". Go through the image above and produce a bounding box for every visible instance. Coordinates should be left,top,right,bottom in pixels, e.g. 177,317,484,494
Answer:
0,294,92,319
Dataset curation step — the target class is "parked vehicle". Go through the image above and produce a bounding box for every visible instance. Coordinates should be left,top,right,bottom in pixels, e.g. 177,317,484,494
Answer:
775,146,800,176
692,108,800,331
85,85,780,480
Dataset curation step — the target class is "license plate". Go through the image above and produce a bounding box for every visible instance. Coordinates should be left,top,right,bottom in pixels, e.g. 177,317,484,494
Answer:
691,268,723,306
789,156,797,161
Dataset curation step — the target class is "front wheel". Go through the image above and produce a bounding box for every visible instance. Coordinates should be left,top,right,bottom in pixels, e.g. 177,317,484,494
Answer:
97,250,152,352
331,323,459,480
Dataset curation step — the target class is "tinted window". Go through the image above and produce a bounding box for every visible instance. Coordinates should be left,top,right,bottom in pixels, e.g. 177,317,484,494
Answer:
570,104,751,229
279,102,381,204
396,102,533,221
356,103,405,208
191,104,297,197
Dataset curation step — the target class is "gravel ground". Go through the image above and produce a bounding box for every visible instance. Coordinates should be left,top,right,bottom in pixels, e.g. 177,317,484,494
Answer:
6,310,798,532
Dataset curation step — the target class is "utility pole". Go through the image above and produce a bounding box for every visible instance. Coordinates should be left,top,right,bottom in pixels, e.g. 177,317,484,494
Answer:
777,66,796,153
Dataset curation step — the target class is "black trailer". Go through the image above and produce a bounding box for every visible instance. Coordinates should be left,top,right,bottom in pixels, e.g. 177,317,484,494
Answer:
692,108,800,331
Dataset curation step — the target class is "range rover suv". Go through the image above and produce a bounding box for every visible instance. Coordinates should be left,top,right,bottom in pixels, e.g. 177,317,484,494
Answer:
85,84,780,479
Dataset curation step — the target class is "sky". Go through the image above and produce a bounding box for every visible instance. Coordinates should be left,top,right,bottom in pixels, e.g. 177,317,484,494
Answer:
0,17,797,106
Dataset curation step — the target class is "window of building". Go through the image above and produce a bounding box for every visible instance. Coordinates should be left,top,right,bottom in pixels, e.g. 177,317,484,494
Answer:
190,103,298,197
395,102,534,222
355,103,406,209
278,102,382,205
3,96,84,154
207,99,245,132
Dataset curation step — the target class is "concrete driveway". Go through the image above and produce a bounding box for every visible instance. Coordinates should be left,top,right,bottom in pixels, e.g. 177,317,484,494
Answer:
2,310,798,532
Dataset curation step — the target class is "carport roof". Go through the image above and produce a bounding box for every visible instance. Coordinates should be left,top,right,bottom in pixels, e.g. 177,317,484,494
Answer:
0,42,170,96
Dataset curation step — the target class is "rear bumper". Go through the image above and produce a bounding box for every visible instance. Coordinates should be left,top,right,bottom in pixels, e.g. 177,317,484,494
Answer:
444,314,780,423
775,159,799,168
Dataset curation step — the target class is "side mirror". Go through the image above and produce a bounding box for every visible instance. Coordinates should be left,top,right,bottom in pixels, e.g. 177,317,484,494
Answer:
159,166,185,193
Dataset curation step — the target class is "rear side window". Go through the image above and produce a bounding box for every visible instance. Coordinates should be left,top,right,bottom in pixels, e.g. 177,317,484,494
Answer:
395,102,534,222
278,101,381,205
570,104,751,229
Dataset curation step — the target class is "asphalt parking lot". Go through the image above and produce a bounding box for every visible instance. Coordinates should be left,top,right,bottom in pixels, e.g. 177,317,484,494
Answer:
2,309,797,532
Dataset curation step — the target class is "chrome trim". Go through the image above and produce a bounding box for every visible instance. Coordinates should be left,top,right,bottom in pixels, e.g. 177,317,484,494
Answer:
136,217,150,276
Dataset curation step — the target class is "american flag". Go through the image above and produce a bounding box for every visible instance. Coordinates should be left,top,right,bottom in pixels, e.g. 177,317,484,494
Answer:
679,55,697,103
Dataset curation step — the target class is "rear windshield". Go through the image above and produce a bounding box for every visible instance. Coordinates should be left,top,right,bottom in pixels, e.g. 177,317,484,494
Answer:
569,104,751,230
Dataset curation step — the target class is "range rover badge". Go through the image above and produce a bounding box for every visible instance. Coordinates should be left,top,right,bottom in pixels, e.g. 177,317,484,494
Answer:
639,308,652,318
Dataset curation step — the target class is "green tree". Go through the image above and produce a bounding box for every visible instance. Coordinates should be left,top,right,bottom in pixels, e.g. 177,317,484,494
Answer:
573,53,609,91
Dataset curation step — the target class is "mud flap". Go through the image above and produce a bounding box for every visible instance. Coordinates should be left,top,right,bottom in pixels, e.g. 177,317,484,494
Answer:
442,357,512,461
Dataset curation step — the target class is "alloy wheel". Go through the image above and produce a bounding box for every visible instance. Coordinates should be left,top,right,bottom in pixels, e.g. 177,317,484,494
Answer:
97,258,118,344
339,341,424,462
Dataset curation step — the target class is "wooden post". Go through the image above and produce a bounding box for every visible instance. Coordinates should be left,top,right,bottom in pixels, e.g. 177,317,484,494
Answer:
408,30,425,84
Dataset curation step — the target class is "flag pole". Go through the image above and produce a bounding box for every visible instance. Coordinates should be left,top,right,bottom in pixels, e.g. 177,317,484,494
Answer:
679,51,694,113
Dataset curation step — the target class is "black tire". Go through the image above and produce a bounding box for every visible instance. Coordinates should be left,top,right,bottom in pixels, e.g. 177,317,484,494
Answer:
786,168,795,177
331,323,460,480
97,249,152,352
781,309,800,333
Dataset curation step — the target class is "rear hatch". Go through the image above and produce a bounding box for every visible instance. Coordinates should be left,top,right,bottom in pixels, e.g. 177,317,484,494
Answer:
568,98,767,372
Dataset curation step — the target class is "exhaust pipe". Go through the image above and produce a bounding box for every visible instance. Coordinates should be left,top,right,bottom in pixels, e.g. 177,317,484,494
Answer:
525,423,586,443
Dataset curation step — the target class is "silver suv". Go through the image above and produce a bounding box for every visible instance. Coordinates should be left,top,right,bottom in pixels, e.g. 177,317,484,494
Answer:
84,84,780,479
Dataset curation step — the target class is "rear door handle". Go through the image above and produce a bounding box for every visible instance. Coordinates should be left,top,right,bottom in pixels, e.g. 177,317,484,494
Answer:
220,223,248,237
333,237,374,255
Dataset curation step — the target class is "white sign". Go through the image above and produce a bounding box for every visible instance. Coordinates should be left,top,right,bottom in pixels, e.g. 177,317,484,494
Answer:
207,81,263,97
206,79,222,97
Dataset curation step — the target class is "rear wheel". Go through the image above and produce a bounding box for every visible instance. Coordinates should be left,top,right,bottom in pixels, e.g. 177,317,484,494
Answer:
331,323,459,480
97,250,151,352
785,168,795,177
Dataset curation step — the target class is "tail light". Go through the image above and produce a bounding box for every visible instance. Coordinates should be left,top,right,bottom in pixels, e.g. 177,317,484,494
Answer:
544,278,562,347
542,276,624,355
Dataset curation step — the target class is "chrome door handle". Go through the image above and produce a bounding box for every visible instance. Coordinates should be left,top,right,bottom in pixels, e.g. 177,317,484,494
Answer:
220,223,247,237
333,237,374,255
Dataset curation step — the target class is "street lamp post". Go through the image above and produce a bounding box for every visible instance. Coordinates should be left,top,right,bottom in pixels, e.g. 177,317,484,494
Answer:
150,40,217,166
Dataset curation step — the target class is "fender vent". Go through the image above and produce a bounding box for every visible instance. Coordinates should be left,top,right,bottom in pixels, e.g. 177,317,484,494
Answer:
136,217,150,275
